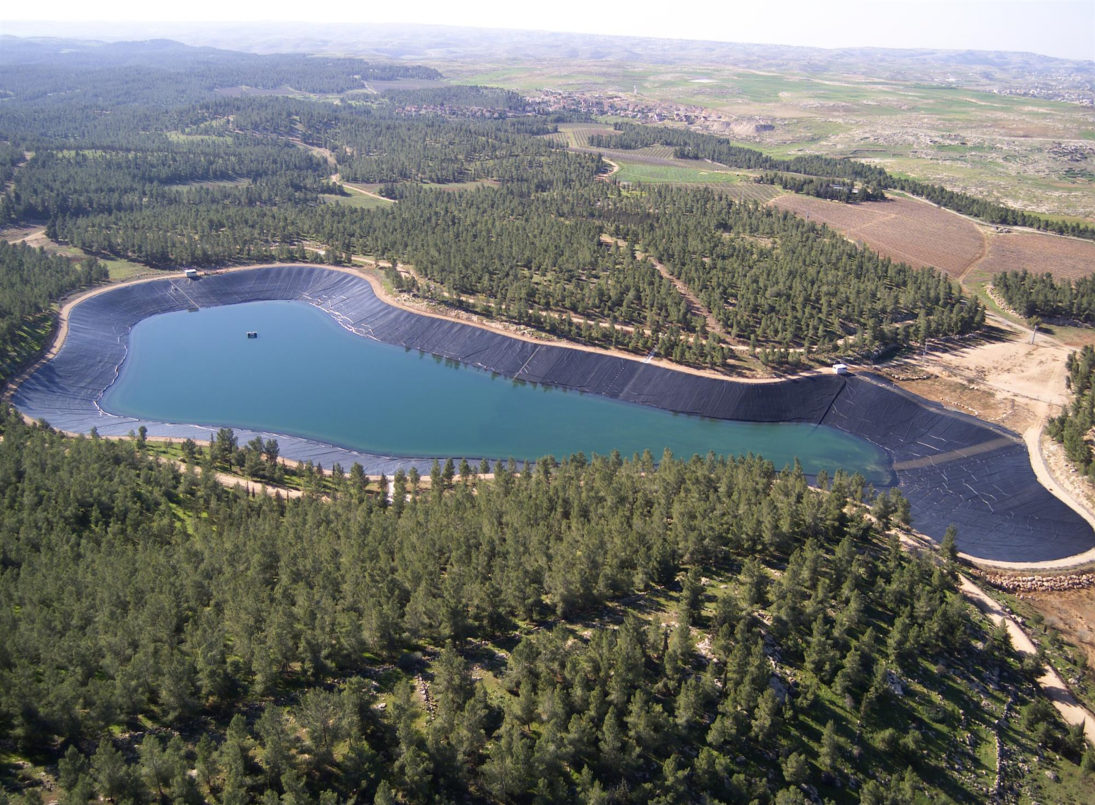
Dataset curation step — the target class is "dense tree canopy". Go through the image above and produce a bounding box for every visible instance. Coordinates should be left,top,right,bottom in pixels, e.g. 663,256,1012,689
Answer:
7,97,982,365
0,37,440,107
1049,345,1095,478
994,270,1095,325
2,410,1080,802
0,40,1001,369
755,172,886,203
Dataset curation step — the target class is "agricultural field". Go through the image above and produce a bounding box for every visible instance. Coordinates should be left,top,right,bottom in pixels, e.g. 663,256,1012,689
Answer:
453,60,1095,220
725,182,787,204
580,145,687,168
974,231,1095,284
769,193,987,276
1022,587,1095,683
611,160,744,185
769,191,1095,296
555,125,778,189
550,123,619,148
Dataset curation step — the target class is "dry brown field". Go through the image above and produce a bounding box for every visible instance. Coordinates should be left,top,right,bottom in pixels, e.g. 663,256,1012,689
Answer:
1023,588,1095,671
770,193,985,276
974,231,1095,283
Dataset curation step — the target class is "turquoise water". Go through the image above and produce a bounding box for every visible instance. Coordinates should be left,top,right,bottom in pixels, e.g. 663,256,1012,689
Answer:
102,301,891,480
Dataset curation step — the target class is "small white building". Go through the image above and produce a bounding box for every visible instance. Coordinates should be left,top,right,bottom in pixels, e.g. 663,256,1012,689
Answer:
833,363,849,375
184,268,198,279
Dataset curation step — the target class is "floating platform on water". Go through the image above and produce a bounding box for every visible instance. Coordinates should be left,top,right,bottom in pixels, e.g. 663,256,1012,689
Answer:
246,331,258,338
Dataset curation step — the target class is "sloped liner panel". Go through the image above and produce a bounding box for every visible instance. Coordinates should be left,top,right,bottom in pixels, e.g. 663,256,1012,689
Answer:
12,266,1094,562
823,378,1092,562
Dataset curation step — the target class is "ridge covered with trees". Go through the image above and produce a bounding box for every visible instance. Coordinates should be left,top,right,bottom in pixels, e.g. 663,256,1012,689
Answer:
1,410,1091,802
0,36,440,104
2,86,983,368
994,270,1095,326
1049,345,1095,479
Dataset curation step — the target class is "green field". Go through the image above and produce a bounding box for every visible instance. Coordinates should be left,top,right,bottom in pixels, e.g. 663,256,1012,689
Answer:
612,160,744,185
102,257,151,281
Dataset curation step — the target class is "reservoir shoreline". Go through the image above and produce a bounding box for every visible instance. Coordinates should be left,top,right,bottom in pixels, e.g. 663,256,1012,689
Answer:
9,265,1095,563
101,299,891,481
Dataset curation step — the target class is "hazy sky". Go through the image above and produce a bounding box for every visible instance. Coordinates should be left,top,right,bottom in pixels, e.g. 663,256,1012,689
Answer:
2,0,1093,61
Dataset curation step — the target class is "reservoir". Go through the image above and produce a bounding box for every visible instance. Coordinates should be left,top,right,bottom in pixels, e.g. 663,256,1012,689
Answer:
102,300,891,481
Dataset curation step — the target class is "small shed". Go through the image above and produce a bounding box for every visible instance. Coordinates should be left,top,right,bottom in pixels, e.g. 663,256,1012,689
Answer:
184,268,198,279
833,363,849,375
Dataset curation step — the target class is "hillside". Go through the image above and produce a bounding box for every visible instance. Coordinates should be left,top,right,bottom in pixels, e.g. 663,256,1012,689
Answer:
1,411,1093,802
1,33,1095,803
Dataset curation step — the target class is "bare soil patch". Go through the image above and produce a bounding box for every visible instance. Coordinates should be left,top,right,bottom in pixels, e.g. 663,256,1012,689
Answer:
975,231,1095,283
893,369,1032,431
926,332,1070,410
361,79,447,92
1,225,51,248
770,193,985,276
960,576,1095,745
1023,588,1095,672
886,319,1069,434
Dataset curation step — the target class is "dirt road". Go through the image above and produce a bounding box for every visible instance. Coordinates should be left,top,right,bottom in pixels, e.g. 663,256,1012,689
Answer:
960,575,1095,746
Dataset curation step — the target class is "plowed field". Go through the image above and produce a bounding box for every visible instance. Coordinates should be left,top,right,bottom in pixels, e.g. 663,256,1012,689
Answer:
975,231,1095,283
766,193,989,276
770,193,985,276
771,193,1095,286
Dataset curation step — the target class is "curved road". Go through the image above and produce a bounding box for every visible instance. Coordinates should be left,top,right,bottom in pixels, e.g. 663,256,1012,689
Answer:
960,576,1095,746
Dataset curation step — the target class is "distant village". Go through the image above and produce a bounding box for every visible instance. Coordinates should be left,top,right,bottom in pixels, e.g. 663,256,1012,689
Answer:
394,88,777,140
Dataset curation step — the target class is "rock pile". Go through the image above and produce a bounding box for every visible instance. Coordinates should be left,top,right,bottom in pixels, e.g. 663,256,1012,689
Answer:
980,572,1095,595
